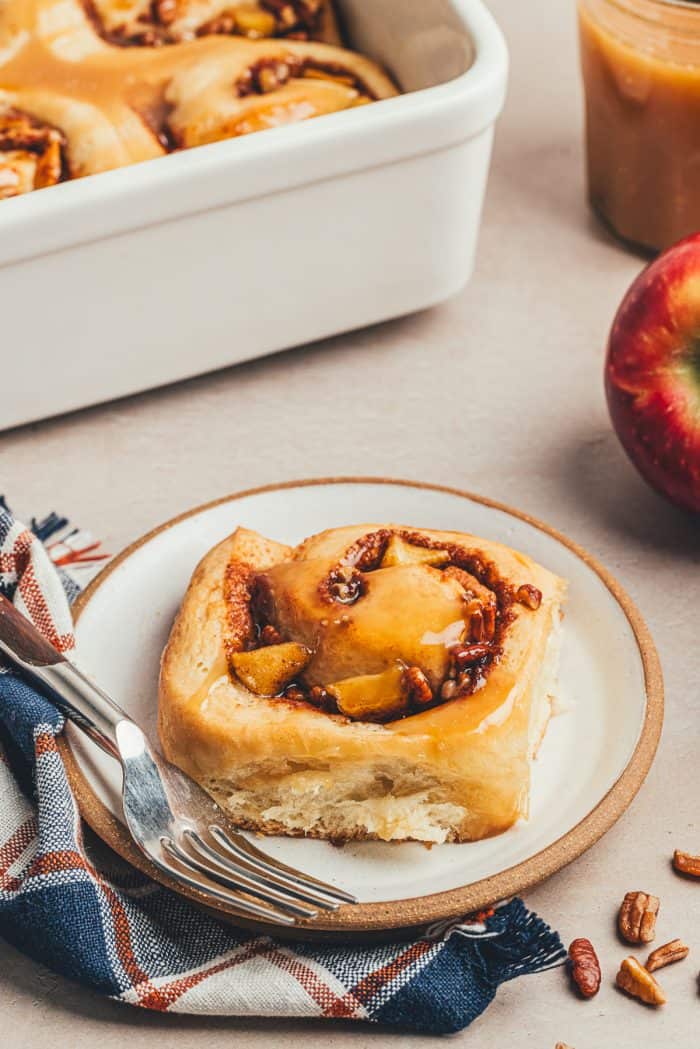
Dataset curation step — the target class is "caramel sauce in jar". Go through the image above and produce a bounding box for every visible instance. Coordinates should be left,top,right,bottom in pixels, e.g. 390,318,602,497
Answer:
579,0,700,252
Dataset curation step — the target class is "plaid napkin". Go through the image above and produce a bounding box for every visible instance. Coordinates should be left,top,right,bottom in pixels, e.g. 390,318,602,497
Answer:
0,501,566,1034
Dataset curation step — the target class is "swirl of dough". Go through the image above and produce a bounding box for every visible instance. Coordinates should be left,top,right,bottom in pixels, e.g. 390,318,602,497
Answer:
158,523,567,845
0,87,165,193
164,38,397,149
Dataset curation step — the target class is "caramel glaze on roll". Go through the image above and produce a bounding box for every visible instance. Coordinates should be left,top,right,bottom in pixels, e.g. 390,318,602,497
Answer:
159,524,567,846
0,0,396,198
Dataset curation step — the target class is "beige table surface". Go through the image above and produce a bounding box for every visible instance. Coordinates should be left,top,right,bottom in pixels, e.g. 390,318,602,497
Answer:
2,0,700,1045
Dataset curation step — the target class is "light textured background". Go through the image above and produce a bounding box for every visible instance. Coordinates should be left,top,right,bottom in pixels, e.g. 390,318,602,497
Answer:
2,0,700,1045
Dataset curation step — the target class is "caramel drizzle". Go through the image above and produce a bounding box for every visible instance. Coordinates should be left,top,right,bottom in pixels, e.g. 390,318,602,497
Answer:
317,528,542,706
221,529,543,722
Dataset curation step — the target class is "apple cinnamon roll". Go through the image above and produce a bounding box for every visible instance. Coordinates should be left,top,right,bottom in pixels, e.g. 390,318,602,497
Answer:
163,39,397,148
159,524,567,845
0,88,165,194
0,0,397,197
87,0,339,47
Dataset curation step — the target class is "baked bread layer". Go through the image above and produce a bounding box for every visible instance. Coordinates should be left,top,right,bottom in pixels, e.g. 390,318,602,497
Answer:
159,524,567,844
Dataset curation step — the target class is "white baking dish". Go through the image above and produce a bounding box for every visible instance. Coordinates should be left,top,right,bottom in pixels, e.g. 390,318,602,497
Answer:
0,0,507,430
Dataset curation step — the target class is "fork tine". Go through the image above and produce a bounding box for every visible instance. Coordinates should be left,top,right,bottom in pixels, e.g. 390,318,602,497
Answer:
210,825,357,905
153,843,296,926
162,836,318,920
185,829,340,912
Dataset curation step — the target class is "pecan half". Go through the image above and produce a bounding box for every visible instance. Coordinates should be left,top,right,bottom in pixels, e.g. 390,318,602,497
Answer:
471,604,497,643
402,666,432,706
444,565,494,607
673,849,700,878
618,891,659,944
450,642,492,671
443,566,501,644
567,938,601,998
645,939,689,972
516,583,542,610
615,956,666,1006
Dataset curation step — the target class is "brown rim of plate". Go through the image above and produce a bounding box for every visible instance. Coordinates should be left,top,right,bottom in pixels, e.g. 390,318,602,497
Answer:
59,477,664,940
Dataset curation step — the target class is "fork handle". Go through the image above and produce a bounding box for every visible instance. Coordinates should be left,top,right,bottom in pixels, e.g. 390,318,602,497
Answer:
0,595,127,760
9,655,126,761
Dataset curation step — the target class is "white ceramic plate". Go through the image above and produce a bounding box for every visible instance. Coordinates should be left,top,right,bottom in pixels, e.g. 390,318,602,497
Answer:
63,479,662,936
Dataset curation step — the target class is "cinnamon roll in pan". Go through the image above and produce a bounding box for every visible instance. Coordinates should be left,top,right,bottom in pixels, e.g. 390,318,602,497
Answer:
159,525,567,846
0,0,395,198
88,0,341,46
0,90,165,191
163,41,393,148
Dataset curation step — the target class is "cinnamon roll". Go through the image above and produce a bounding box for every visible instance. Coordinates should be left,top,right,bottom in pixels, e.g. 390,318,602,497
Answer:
0,87,165,195
87,0,340,47
164,40,394,148
159,524,567,845
0,0,396,197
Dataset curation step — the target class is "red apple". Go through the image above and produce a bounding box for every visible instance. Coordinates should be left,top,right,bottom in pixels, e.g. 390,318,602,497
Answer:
606,232,700,514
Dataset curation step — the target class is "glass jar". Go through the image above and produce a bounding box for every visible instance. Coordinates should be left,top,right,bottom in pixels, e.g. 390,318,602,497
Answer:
578,0,700,253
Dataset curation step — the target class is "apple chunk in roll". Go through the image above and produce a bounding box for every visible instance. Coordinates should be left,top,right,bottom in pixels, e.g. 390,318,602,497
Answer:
159,524,567,846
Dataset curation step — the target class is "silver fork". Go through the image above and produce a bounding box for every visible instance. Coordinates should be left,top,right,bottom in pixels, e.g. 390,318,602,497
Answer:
0,594,356,927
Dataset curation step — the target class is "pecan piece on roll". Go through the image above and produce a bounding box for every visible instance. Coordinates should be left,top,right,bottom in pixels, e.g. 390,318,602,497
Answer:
516,583,542,610
402,666,433,707
450,642,492,671
443,565,498,642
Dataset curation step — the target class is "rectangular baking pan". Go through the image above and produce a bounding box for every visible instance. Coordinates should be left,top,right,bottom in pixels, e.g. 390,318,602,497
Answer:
0,0,507,430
